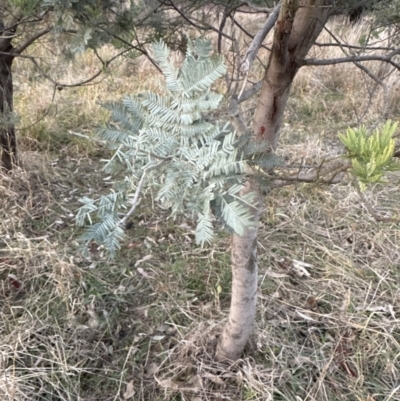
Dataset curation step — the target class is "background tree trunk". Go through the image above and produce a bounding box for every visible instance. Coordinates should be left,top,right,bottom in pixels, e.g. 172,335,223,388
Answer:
216,0,332,361
0,52,16,171
0,12,17,171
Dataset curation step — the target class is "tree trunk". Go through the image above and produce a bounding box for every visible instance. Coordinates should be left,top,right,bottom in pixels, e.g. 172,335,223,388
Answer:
253,0,331,148
215,183,263,361
216,0,332,361
0,51,16,171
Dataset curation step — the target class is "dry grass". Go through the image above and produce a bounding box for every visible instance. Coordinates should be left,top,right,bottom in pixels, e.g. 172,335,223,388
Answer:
1,15,400,401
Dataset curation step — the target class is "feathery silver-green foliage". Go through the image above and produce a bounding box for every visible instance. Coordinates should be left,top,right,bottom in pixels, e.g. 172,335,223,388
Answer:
339,120,400,191
76,38,277,256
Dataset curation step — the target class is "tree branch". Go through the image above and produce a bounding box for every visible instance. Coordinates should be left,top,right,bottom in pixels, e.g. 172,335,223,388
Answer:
301,49,400,69
238,80,262,103
321,24,390,123
105,30,162,72
240,1,277,13
0,48,132,89
14,26,52,54
315,41,395,52
270,158,351,188
240,2,281,74
118,157,171,227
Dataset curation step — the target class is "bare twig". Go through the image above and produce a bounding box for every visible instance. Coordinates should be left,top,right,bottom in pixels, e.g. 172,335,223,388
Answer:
14,26,52,54
240,2,281,75
301,49,400,69
241,1,277,13
315,42,395,52
238,80,263,103
119,158,171,227
271,158,351,188
322,25,390,124
118,171,147,227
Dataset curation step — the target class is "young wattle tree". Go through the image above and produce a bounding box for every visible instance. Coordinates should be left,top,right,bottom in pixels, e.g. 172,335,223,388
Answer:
77,0,400,362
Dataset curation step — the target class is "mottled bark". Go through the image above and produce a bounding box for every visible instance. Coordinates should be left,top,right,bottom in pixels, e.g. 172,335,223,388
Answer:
216,0,332,361
253,0,331,149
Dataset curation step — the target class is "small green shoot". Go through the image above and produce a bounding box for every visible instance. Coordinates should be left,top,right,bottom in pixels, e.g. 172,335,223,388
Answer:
339,120,399,191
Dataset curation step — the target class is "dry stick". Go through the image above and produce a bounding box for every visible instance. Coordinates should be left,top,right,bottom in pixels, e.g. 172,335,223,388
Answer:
118,158,171,227
113,342,137,401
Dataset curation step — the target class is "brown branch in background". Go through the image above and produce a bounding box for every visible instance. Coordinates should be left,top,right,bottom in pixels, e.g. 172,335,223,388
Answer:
271,158,352,188
218,7,230,54
227,25,244,99
315,42,395,52
14,26,52,54
355,61,389,125
301,49,400,69
0,47,131,89
218,3,246,55
322,25,390,125
230,13,256,40
105,30,162,72
157,0,235,42
240,1,277,13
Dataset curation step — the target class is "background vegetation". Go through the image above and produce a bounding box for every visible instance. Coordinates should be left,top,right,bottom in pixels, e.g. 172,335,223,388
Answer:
1,9,400,401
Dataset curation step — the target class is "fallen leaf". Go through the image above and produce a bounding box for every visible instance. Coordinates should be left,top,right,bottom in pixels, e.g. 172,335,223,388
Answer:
145,236,158,246
135,254,153,267
145,362,159,377
296,310,318,322
123,380,135,399
265,270,289,278
152,335,165,341
292,259,312,277
183,375,203,390
8,274,22,289
204,373,226,387
137,267,154,279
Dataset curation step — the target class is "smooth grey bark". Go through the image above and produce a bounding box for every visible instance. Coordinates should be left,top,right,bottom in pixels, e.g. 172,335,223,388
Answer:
215,183,263,361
